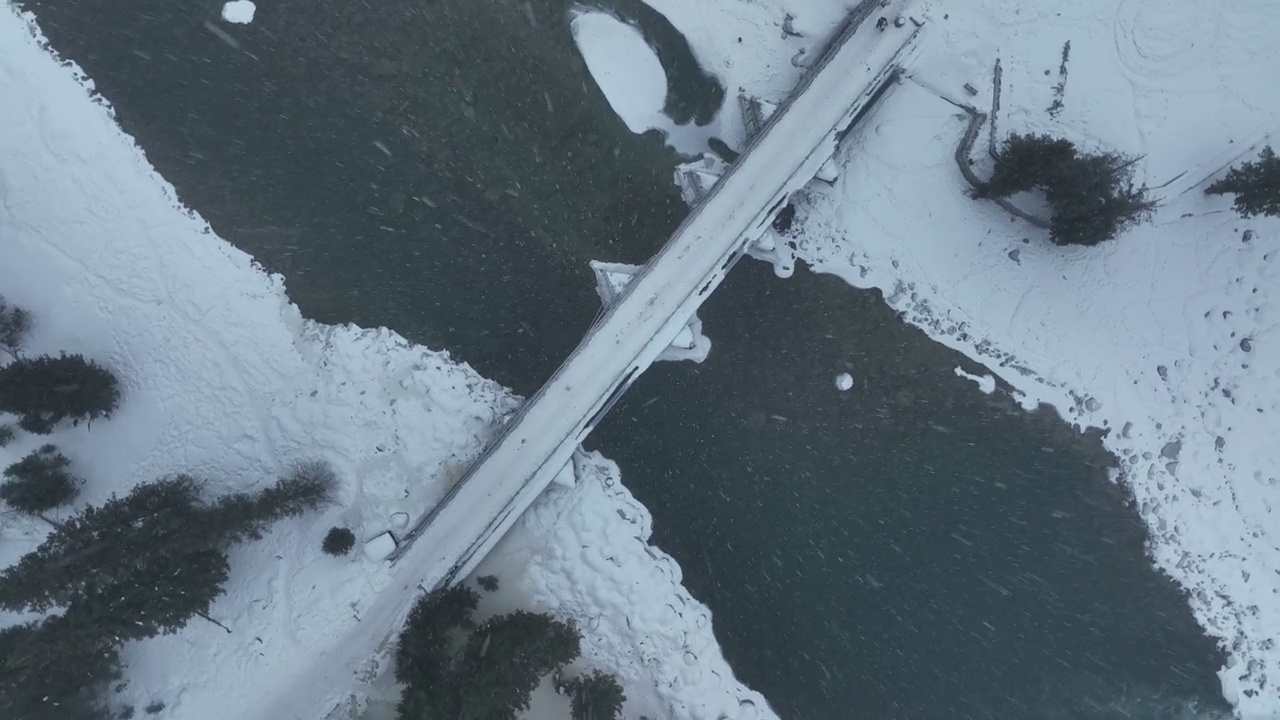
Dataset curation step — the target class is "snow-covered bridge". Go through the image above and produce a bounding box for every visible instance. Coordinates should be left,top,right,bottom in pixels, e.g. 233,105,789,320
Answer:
271,3,926,717
390,0,926,574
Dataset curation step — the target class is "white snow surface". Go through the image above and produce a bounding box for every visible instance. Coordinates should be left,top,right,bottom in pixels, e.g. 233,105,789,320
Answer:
633,0,1280,715
0,8,765,720
571,8,717,156
220,0,256,25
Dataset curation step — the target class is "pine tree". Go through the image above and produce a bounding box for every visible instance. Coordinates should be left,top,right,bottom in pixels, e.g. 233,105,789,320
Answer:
255,460,337,522
322,526,356,556
972,133,1076,200
393,589,584,720
567,672,626,720
394,586,479,719
205,460,337,544
0,475,207,613
1206,145,1280,218
65,548,232,641
0,424,15,448
0,613,121,720
0,295,31,355
0,354,120,434
452,611,581,720
1,444,80,515
976,133,1156,246
0,469,332,634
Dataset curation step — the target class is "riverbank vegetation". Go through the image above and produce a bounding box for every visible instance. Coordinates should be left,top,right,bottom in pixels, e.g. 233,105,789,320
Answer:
0,294,335,719
1207,145,1280,218
971,133,1157,246
394,583,626,720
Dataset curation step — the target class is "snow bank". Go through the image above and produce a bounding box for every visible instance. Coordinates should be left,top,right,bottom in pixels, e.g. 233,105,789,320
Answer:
634,0,1280,715
570,8,717,156
476,454,773,720
0,8,760,720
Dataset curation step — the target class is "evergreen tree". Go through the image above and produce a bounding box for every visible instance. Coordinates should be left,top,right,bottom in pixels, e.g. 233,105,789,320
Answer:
0,613,121,720
0,295,31,355
393,589,585,720
971,133,1076,200
65,548,232,641
0,424,15,448
1206,145,1280,218
567,672,626,720
0,469,331,634
1,444,80,515
255,460,337,522
976,133,1156,246
0,354,120,434
322,526,356,556
0,476,207,614
451,611,581,720
394,585,479,719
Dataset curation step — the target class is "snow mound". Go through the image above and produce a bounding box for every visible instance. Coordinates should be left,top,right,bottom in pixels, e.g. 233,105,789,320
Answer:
221,0,256,25
954,367,996,394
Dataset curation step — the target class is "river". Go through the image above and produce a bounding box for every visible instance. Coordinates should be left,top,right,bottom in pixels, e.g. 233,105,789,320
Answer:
21,0,1232,717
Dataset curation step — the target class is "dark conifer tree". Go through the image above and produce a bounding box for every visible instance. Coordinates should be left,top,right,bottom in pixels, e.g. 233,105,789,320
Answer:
976,133,1156,246
0,469,331,629
0,295,31,355
0,353,120,434
0,613,121,720
1,444,80,515
0,424,13,447
0,476,207,614
254,460,337,522
0,463,335,717
66,548,232,641
1207,145,1280,218
394,585,479,719
451,611,581,719
567,672,626,720
972,133,1076,200
322,526,356,556
393,588,587,720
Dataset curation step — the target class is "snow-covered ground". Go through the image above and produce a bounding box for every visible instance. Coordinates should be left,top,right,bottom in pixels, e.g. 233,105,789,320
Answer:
0,7,768,720
574,0,1279,715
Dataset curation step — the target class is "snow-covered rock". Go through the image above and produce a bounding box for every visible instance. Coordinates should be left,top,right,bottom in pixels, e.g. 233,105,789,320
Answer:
362,533,398,563
220,0,255,24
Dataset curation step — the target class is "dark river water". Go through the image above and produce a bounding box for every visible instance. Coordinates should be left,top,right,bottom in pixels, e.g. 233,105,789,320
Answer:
22,0,1232,717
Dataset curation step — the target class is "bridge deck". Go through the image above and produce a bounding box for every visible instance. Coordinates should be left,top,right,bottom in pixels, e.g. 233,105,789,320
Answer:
275,3,927,714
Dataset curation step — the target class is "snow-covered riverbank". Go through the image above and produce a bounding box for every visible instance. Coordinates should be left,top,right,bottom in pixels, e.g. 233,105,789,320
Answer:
617,0,1279,715
0,8,767,720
